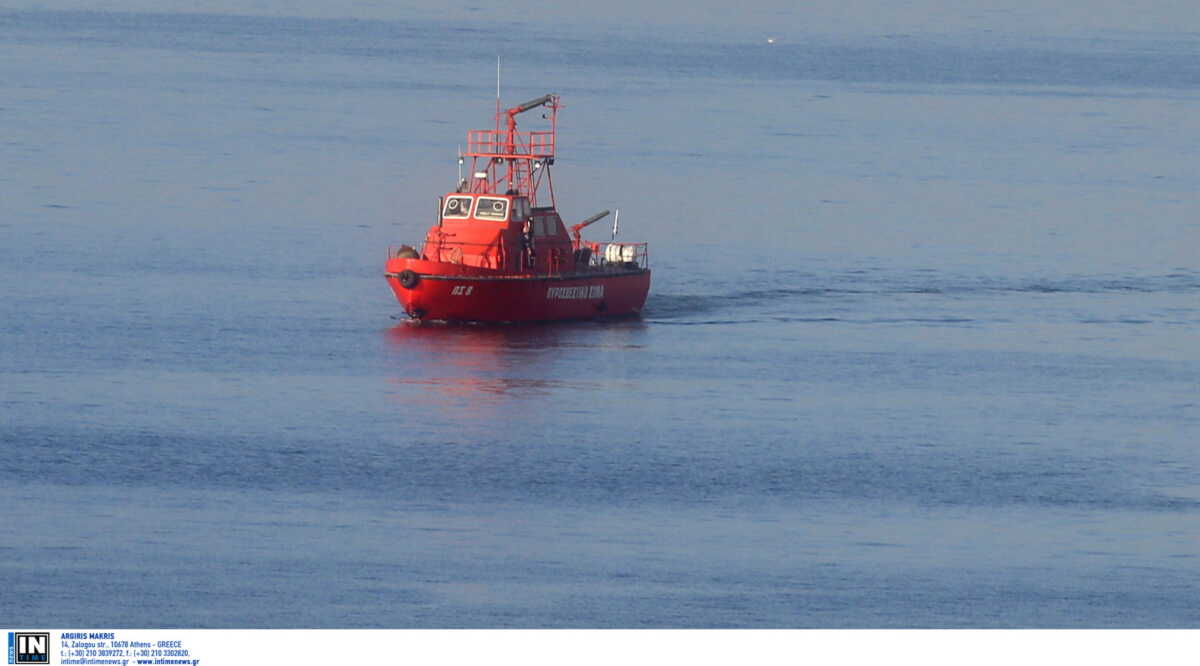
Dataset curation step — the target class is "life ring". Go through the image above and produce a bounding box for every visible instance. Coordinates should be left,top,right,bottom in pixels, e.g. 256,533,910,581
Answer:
398,269,419,289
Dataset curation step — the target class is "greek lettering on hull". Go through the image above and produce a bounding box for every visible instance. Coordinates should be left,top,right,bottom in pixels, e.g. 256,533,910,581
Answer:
547,285,604,299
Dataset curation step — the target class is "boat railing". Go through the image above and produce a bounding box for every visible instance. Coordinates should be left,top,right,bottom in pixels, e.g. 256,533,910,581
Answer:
389,240,509,270
391,240,648,273
466,129,555,159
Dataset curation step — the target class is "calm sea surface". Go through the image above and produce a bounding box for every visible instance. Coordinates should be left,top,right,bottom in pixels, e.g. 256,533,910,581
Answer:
2,5,1198,627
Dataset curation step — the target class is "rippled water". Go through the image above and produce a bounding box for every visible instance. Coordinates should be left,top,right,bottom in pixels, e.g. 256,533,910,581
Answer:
2,6,1198,627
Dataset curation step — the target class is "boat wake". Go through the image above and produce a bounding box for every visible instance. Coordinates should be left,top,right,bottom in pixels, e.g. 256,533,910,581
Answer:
643,269,1200,324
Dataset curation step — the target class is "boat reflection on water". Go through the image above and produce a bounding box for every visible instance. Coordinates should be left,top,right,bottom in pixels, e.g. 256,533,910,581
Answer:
383,321,647,426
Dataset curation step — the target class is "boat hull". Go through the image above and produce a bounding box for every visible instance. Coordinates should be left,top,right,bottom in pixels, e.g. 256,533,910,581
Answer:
385,258,650,323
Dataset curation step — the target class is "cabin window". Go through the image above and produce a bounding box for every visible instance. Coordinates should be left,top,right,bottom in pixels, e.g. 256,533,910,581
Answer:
474,197,509,220
511,198,530,222
532,215,560,237
443,196,473,219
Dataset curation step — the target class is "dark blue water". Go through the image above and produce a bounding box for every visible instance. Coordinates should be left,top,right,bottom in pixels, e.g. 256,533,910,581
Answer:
2,6,1198,627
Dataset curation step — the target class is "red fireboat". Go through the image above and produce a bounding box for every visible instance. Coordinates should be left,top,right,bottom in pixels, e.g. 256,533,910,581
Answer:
385,93,650,323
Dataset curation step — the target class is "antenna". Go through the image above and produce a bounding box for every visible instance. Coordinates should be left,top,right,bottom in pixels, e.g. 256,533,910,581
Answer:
612,209,620,240
495,56,502,119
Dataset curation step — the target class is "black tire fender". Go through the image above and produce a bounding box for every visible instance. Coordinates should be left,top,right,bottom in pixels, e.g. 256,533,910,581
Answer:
398,270,419,289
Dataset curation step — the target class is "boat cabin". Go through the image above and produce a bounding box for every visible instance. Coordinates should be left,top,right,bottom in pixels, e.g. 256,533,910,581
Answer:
422,193,574,273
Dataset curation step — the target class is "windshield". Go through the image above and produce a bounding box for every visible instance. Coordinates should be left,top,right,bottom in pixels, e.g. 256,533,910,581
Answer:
443,196,473,219
474,197,509,220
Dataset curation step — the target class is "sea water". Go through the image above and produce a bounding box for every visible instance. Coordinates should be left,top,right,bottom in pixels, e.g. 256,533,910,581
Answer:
2,4,1198,627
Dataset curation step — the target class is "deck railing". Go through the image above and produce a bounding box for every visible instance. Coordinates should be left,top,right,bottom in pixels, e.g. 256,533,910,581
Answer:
465,130,555,158
390,240,649,273
389,240,508,270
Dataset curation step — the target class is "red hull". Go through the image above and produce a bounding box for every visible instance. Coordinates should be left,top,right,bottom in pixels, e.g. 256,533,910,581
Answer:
385,258,650,323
